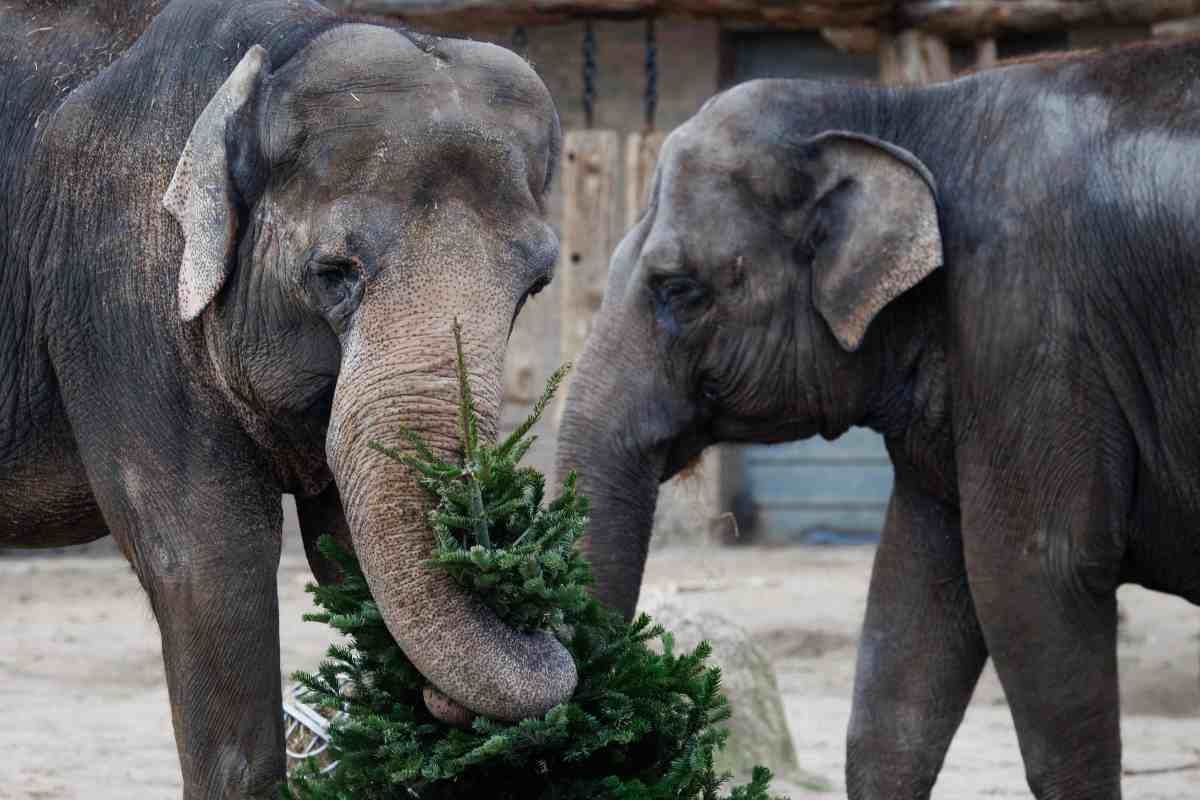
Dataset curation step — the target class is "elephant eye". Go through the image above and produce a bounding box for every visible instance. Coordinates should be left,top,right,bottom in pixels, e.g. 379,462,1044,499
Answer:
650,274,709,336
651,274,708,317
527,275,550,299
517,275,550,313
510,275,551,337
313,259,357,295
307,256,364,329
316,266,345,293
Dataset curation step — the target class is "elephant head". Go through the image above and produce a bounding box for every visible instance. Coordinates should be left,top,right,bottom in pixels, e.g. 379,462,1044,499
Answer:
556,82,943,619
164,26,573,721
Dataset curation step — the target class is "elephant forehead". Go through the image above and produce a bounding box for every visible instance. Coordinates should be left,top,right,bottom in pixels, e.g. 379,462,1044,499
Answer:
290,120,532,193
299,191,522,244
639,138,798,284
662,124,790,204
665,82,815,205
281,24,554,127
271,27,555,197
656,147,775,240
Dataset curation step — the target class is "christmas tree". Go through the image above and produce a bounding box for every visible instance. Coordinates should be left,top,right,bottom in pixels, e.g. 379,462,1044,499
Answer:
286,324,779,800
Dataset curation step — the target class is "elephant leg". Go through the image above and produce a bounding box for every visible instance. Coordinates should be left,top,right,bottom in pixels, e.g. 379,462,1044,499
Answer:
846,470,988,800
964,531,1121,797
960,444,1125,800
65,416,287,798
147,523,285,799
295,482,353,586
117,487,285,798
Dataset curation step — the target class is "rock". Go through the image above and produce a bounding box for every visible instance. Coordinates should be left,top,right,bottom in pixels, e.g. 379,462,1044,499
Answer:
637,594,829,796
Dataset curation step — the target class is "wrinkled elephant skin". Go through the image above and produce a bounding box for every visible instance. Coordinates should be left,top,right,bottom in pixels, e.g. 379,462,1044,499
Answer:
0,1,570,796
557,45,1200,800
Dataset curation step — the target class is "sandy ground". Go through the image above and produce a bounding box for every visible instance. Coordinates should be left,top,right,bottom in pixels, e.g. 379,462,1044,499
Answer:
2,534,1197,799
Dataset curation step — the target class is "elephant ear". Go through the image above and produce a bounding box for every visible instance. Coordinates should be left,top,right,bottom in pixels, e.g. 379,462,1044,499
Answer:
163,46,270,322
798,131,943,352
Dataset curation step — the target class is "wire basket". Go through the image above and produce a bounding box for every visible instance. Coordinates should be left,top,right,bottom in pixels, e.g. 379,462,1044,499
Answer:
283,682,346,776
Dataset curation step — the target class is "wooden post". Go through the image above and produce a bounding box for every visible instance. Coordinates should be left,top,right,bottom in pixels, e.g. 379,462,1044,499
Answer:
974,38,998,71
624,131,667,229
878,29,954,85
554,130,620,430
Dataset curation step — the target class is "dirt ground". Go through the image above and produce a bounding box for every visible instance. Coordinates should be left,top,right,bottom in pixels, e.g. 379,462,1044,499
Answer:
2,524,1198,798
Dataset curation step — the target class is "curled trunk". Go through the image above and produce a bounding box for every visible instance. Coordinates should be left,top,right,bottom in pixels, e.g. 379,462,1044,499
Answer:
327,328,576,721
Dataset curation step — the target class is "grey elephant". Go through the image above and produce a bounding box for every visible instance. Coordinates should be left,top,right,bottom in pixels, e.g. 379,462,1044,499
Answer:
557,39,1200,800
1,0,570,795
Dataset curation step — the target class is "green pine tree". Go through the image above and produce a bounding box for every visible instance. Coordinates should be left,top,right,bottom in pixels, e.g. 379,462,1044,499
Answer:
286,323,779,800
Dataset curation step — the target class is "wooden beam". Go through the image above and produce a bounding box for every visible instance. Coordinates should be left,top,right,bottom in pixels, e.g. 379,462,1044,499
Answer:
1153,14,1200,37
904,1,1200,40
329,0,892,32
623,131,666,230
878,29,952,85
333,0,1200,40
820,25,881,54
974,37,998,70
553,130,620,430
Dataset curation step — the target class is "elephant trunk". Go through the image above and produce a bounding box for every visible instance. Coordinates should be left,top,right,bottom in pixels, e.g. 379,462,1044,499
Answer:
556,323,666,622
327,328,576,721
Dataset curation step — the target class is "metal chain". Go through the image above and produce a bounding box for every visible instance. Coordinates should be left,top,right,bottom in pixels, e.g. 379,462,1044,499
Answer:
582,20,596,129
511,25,528,59
643,17,658,130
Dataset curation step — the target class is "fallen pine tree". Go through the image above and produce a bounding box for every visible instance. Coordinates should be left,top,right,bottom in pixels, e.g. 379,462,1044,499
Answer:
284,324,779,800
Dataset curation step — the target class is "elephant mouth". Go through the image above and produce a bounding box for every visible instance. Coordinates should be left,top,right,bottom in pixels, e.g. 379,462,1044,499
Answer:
711,415,821,448
659,431,711,482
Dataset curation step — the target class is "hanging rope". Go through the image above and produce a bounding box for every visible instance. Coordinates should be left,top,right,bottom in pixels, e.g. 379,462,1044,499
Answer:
582,20,597,129
643,17,658,131
511,25,528,59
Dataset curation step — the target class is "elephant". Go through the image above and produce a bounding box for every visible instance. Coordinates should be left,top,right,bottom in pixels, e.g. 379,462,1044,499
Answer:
1,0,571,795
556,37,1200,800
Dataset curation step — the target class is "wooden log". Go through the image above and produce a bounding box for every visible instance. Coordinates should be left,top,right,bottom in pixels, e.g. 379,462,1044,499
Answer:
1153,14,1200,37
1068,24,1153,48
623,130,666,230
820,25,881,54
328,0,892,32
334,0,1200,38
974,37,998,70
903,0,1200,40
553,130,620,430
878,29,953,85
